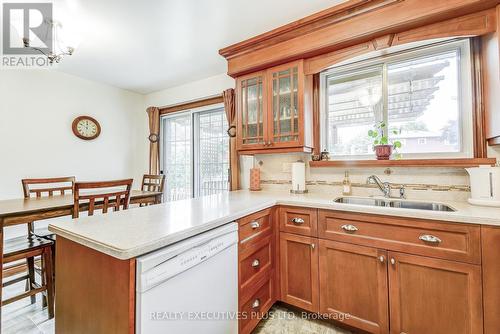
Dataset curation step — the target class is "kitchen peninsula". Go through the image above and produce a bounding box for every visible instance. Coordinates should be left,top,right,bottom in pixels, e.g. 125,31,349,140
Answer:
49,190,500,334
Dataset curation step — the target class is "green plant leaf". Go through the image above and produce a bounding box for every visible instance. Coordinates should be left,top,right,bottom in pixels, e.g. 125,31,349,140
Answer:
368,129,374,137
374,139,379,145
392,130,398,135
373,131,378,137
380,137,388,145
393,141,402,148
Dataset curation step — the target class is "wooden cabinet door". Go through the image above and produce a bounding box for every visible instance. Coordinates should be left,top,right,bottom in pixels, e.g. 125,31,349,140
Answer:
280,232,319,312
267,60,304,149
388,252,483,334
319,240,389,334
236,71,268,151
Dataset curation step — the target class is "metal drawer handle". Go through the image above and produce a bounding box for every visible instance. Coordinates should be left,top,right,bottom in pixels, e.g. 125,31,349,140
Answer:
251,259,260,268
252,299,260,309
291,217,305,225
419,234,442,244
341,224,358,232
250,221,260,229
379,256,385,263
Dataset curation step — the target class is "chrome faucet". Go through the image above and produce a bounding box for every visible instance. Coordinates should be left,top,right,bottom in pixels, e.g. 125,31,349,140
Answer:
367,175,406,199
367,175,391,198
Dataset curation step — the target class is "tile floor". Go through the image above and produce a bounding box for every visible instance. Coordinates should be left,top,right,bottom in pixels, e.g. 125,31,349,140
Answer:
2,278,54,334
2,281,350,334
253,305,352,334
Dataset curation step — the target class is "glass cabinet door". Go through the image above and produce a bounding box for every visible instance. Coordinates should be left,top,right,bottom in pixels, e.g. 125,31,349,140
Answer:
239,75,265,147
271,66,300,144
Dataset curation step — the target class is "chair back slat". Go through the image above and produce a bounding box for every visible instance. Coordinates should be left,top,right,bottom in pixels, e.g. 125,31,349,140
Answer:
103,197,109,214
22,177,75,198
73,179,133,218
141,174,165,193
88,198,95,216
115,195,121,212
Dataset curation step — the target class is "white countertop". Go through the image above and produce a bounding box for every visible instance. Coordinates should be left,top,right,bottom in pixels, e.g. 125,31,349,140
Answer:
48,190,500,260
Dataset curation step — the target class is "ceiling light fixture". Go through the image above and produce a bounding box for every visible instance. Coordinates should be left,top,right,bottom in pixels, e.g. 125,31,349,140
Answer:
22,20,75,64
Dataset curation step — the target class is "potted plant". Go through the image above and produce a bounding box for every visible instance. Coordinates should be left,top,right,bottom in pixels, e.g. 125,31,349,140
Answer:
368,122,402,160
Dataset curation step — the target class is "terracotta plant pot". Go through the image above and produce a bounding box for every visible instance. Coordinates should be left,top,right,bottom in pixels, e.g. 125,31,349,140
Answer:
374,145,393,160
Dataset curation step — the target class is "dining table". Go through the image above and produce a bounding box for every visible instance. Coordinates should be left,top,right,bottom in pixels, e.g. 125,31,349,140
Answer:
0,190,163,229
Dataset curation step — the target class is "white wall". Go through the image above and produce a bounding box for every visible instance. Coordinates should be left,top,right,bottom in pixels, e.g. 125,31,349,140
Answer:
145,73,234,107
0,70,147,200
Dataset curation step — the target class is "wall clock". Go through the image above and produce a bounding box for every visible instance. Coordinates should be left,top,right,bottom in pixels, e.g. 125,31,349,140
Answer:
72,116,101,140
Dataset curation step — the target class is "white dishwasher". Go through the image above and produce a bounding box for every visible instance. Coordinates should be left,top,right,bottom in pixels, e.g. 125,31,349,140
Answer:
136,223,238,334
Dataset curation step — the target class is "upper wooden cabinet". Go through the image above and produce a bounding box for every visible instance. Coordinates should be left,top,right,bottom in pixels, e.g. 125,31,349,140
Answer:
236,60,313,154
482,30,500,146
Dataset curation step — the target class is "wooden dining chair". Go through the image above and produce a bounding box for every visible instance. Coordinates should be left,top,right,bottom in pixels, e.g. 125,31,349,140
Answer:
73,179,133,218
15,176,74,307
1,226,55,319
139,174,165,207
22,176,76,238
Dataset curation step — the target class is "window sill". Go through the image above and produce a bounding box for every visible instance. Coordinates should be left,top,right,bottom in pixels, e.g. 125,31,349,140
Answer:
309,158,497,168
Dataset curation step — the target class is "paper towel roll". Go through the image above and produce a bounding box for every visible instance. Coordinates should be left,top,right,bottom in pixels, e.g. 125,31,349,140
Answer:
291,161,306,193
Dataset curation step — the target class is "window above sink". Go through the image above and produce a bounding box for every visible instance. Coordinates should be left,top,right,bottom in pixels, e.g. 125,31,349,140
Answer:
320,39,474,161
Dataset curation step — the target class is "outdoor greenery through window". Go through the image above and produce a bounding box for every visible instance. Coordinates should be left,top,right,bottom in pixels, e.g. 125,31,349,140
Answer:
160,106,229,202
320,39,473,160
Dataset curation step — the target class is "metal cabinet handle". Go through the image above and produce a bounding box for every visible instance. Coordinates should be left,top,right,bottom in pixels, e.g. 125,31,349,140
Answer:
390,258,396,265
250,221,260,229
379,255,385,263
419,234,442,244
291,217,305,225
341,224,358,232
311,243,315,249
252,299,260,309
251,259,260,268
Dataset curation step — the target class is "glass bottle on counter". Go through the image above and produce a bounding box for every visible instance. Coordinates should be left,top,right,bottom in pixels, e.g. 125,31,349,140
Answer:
342,171,352,196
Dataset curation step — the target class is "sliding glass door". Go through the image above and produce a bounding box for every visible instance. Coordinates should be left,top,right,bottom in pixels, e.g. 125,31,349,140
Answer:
162,114,192,201
161,106,229,202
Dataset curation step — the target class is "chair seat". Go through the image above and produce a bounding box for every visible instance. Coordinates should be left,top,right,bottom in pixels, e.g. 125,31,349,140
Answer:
3,235,53,260
33,227,56,241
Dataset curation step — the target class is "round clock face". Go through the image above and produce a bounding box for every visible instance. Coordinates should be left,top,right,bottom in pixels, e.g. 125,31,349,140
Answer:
72,116,101,140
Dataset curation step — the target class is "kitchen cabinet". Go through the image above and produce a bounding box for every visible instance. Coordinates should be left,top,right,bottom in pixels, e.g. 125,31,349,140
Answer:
279,232,319,312
319,240,389,334
388,252,483,334
279,206,318,236
237,208,276,334
235,60,313,154
482,30,500,146
236,71,267,151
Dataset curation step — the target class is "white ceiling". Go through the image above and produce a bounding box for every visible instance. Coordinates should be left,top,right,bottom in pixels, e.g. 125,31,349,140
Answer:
49,0,345,94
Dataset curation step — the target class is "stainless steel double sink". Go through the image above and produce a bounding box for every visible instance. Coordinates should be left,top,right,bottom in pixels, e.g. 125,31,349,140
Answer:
333,197,456,212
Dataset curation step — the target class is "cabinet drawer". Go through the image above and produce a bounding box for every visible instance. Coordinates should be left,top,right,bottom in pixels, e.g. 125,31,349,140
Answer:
319,210,481,264
239,274,273,334
239,235,272,289
279,206,318,236
239,208,272,243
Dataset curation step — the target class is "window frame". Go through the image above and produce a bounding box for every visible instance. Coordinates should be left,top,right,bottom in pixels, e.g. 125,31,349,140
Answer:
159,102,229,200
319,38,474,160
